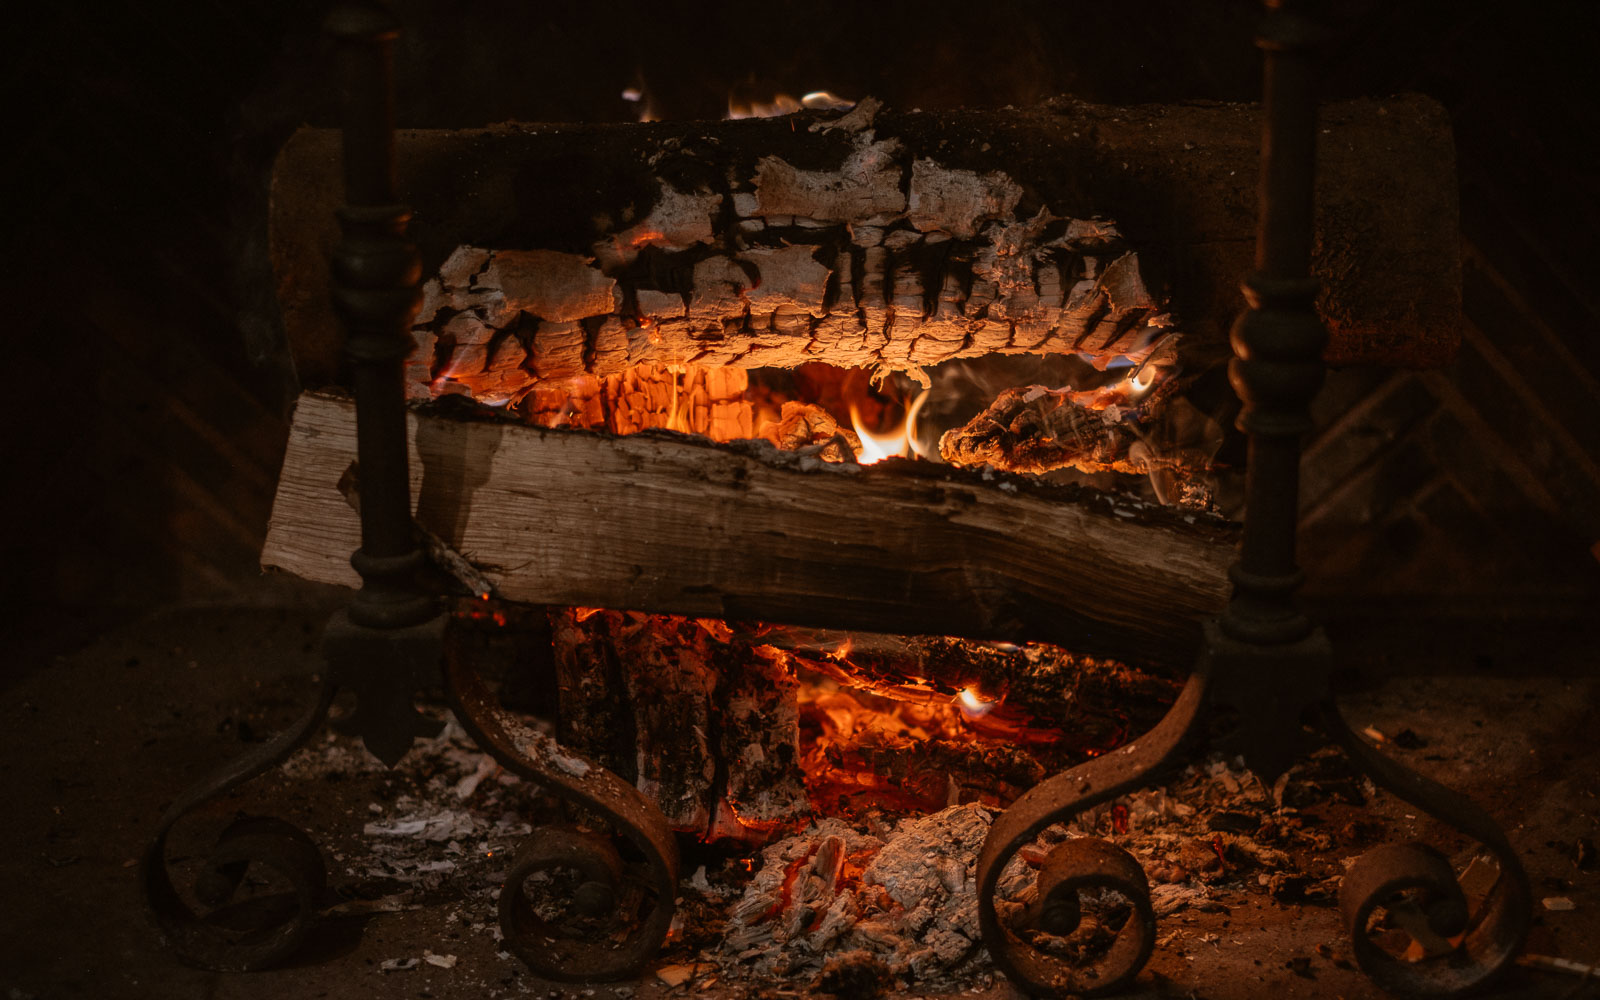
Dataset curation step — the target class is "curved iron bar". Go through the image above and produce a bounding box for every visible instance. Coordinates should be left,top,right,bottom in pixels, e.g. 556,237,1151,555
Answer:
979,0,1529,994
1026,836,1158,994
443,638,680,982
1322,705,1532,996
141,680,338,970
975,669,1208,996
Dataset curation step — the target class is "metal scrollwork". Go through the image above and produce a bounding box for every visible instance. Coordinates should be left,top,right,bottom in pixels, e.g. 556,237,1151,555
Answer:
1015,836,1157,995
976,672,1207,997
444,636,679,982
978,2,1529,992
141,681,337,970
1325,707,1532,996
497,826,639,981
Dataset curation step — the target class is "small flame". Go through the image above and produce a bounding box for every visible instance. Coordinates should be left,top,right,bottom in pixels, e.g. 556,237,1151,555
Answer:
801,91,855,112
849,388,928,465
904,389,933,460
957,685,997,718
1126,363,1158,399
621,85,658,122
850,404,905,464
727,90,855,120
728,93,803,120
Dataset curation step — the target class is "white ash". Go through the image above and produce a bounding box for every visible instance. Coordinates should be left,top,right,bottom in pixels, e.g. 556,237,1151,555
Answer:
271,711,1354,991
709,755,1338,989
274,713,526,945
718,805,992,984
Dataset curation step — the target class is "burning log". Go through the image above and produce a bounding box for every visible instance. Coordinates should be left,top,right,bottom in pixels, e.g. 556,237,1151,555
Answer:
263,391,1236,669
939,384,1146,476
712,636,811,829
272,95,1460,394
398,232,1172,408
764,628,1179,723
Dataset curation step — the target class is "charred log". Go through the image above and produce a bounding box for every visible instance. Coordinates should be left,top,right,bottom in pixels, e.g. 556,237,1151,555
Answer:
550,607,633,779
761,627,1181,721
272,96,1461,393
711,636,810,829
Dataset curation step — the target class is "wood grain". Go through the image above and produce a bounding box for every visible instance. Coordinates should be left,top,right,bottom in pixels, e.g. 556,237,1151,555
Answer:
263,391,1236,669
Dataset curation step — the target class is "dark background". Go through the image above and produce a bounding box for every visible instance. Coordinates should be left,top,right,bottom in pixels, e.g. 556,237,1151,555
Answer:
4,0,1599,659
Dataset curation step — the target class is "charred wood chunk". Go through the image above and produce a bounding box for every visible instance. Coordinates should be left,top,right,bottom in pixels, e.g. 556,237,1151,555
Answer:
612,614,719,832
714,641,810,829
275,98,1462,394
939,385,1140,476
758,401,861,461
549,608,632,780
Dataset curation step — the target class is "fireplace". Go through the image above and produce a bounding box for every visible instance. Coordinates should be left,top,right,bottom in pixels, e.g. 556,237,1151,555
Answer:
96,1,1587,998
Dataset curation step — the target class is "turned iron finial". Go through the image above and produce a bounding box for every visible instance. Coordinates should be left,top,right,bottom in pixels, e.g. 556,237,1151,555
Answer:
326,2,433,628
1219,0,1334,645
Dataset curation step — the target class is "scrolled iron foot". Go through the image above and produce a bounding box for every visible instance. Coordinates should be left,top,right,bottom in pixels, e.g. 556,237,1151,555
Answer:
444,637,678,982
498,825,657,981
976,670,1208,997
1013,837,1157,995
1321,705,1531,998
142,680,337,971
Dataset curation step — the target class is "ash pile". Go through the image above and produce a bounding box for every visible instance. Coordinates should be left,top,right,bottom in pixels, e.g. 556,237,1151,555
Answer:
694,754,1368,992
274,710,1383,994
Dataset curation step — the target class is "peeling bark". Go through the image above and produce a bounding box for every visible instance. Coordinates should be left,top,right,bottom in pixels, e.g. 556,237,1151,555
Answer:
404,226,1170,408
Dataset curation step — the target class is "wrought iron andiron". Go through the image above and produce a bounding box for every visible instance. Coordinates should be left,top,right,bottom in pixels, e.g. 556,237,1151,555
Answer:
972,2,1532,997
140,3,678,980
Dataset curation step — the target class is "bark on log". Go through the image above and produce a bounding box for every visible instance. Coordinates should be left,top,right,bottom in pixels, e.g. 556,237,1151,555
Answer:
263,390,1237,669
272,96,1460,392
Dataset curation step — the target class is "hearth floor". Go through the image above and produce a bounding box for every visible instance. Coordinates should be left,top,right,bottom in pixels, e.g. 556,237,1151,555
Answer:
2,583,1595,1000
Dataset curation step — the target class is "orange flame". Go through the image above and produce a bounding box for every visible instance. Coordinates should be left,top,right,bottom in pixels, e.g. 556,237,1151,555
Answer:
848,388,928,464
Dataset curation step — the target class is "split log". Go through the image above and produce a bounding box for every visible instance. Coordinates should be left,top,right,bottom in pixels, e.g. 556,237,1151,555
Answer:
263,390,1237,669
272,95,1460,395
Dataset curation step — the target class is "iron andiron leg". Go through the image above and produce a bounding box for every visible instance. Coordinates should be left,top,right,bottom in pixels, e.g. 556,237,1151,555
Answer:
974,1,1531,995
142,3,679,977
